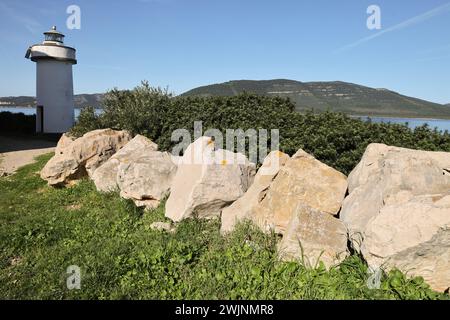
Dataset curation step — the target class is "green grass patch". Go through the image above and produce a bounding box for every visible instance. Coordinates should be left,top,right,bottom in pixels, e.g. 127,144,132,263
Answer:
0,154,448,300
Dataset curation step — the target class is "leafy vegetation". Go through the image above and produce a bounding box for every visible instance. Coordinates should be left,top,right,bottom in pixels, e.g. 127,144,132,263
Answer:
72,82,450,175
0,156,447,300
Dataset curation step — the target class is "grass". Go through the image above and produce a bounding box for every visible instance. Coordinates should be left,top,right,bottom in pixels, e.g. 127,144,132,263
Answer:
0,154,448,300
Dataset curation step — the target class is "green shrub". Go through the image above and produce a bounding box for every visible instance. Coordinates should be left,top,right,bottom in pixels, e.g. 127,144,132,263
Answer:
100,81,172,138
71,82,450,175
69,106,102,137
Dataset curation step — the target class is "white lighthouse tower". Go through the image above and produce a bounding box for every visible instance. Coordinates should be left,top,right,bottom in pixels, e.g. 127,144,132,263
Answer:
25,26,77,133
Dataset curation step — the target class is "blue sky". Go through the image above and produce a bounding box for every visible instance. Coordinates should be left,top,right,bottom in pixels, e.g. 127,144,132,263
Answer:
0,0,449,103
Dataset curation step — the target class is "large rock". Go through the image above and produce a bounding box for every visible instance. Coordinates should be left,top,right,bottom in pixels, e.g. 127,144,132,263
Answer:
219,148,349,268
92,135,158,192
117,151,177,209
41,129,132,186
165,137,256,222
55,133,75,154
278,204,349,269
340,143,450,291
220,151,290,234
361,194,450,268
252,149,348,234
385,226,450,293
92,135,177,209
340,143,450,250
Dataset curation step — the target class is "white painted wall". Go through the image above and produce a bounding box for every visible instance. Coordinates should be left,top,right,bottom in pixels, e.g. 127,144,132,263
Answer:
29,45,76,62
36,60,74,133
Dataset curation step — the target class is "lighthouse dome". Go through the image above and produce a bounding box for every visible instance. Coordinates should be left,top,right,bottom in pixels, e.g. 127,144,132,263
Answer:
43,26,65,45
25,26,77,64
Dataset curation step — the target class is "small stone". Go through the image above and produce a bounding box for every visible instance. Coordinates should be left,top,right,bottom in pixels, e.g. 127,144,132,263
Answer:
150,222,176,233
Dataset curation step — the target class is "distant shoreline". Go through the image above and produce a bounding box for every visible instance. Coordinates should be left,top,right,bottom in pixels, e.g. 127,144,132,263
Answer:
0,105,90,109
349,115,450,121
2,106,450,121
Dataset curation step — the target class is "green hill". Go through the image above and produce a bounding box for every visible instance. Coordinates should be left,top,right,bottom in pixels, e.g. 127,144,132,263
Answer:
182,79,450,119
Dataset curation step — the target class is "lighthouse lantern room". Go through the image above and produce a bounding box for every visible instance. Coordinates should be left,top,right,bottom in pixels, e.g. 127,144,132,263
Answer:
25,26,77,133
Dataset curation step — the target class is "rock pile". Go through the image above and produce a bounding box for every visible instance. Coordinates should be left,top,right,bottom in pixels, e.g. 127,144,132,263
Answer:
222,149,349,268
41,131,450,292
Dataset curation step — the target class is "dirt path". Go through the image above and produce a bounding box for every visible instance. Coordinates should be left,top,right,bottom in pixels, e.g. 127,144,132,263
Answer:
0,135,56,176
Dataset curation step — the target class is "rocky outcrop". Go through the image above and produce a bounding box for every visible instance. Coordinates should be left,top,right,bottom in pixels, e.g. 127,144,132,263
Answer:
117,151,177,209
278,204,349,268
220,151,290,234
165,137,256,222
219,148,349,268
252,149,348,235
93,135,177,209
341,143,450,250
361,193,450,268
92,135,158,192
41,129,132,186
55,133,75,154
385,226,450,293
340,143,450,291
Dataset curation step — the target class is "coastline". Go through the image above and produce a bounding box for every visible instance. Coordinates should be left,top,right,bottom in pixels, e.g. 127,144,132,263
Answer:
349,115,450,121
2,106,450,121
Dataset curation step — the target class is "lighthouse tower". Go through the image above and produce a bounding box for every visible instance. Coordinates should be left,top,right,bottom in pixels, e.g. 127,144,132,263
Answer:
25,26,77,133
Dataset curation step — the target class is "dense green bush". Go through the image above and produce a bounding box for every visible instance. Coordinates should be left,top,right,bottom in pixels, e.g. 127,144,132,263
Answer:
0,112,35,134
72,82,450,175
69,106,102,137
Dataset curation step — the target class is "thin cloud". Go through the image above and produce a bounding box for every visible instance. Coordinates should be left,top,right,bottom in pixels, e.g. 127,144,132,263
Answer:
334,2,450,53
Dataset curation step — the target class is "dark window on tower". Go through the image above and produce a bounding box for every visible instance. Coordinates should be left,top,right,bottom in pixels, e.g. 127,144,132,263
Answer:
45,34,63,43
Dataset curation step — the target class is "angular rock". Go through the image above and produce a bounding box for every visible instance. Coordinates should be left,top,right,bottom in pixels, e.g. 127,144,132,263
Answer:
252,149,348,234
92,135,158,192
165,137,256,222
55,133,75,155
220,151,290,234
278,204,349,269
340,143,450,250
117,151,177,209
91,134,177,209
361,194,450,268
41,129,132,186
385,226,450,293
